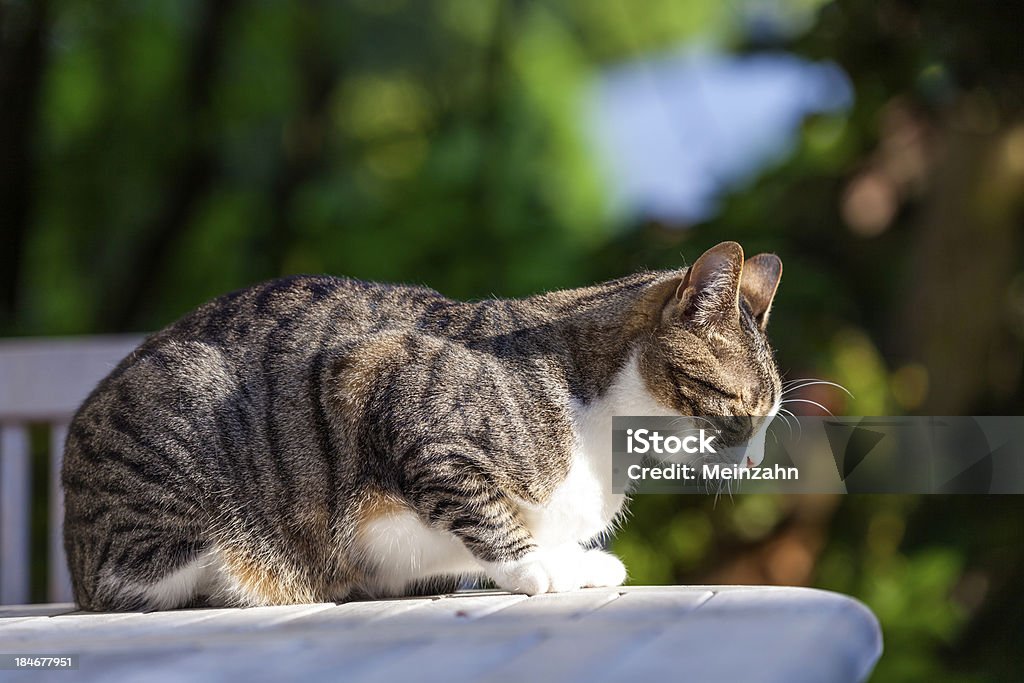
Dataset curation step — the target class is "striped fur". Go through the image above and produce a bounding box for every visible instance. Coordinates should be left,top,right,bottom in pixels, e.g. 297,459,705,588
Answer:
62,241,782,610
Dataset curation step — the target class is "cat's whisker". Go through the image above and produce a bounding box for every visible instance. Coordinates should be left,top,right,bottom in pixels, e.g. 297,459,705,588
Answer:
667,415,717,430
714,475,731,506
782,379,854,398
782,398,835,416
773,411,794,439
778,408,802,441
783,376,837,388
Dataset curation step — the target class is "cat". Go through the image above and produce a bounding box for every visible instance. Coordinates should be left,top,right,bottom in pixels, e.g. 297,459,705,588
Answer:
62,241,782,610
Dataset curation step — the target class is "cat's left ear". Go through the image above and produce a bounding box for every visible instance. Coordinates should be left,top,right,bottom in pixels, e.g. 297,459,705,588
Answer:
674,241,744,325
740,253,782,330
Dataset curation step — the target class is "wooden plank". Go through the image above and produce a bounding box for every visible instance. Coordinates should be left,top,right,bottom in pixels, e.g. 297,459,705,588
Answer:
4,603,369,652
48,422,73,603
0,607,287,652
365,591,529,623
471,590,715,681
67,632,408,683
0,423,30,605
620,584,784,592
484,623,663,683
0,603,77,619
346,628,543,683
0,587,883,682
699,587,883,683
274,592,527,638
0,335,144,421
584,587,713,621
592,588,883,683
274,597,440,633
476,588,622,625
0,610,141,643
337,590,699,683
151,603,337,637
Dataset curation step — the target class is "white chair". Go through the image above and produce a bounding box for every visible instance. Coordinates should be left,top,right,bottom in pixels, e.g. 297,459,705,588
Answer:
0,335,144,604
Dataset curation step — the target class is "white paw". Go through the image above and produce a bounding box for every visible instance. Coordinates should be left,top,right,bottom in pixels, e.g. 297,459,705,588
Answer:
483,546,582,595
580,548,627,588
483,546,626,595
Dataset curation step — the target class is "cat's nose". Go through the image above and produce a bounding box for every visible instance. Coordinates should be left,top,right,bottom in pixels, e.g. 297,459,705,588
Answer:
745,456,755,468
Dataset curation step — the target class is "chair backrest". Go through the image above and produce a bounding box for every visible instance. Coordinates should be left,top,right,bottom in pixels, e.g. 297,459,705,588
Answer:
0,335,144,604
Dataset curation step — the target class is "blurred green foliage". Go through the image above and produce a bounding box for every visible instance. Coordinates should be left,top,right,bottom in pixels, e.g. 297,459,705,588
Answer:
2,1,1022,680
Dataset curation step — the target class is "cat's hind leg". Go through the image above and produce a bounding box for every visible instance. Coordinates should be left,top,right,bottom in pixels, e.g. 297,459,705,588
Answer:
133,548,219,609
77,535,212,611
205,542,354,607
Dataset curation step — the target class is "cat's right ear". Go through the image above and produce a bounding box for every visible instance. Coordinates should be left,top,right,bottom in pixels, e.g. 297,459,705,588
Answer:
674,241,744,325
739,253,782,330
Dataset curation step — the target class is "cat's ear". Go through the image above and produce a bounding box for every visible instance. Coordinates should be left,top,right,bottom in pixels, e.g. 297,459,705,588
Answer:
675,241,744,324
739,253,782,330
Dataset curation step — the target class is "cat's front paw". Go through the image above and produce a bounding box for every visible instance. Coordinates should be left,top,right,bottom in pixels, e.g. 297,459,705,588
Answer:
483,546,626,595
483,546,583,595
580,548,627,588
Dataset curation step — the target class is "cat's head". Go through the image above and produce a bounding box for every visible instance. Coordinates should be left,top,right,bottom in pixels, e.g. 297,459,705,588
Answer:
637,241,783,466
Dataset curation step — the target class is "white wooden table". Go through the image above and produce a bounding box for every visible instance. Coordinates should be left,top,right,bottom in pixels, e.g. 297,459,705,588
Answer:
0,586,881,682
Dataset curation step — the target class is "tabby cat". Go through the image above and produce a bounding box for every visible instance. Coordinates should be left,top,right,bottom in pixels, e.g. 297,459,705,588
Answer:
62,241,782,610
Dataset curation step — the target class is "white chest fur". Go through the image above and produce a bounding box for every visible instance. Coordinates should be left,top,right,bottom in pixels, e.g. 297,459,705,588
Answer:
519,351,680,546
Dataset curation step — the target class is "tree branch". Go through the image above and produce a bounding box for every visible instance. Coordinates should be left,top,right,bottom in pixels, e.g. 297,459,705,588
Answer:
0,0,49,333
98,0,237,331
